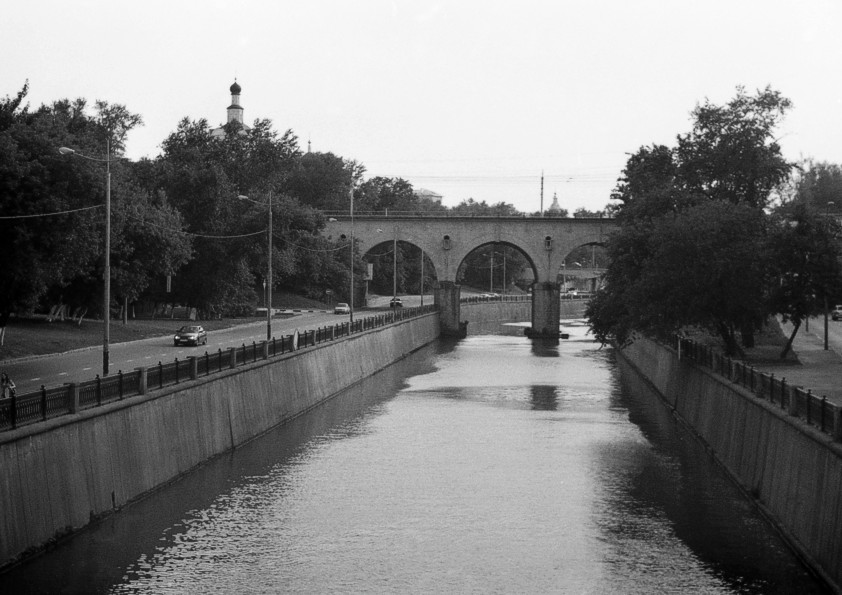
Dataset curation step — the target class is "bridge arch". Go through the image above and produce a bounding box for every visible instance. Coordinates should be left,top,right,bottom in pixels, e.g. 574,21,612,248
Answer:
324,215,616,338
455,241,537,294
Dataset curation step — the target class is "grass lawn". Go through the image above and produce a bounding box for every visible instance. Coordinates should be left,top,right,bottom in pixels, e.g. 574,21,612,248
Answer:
0,292,331,361
0,316,267,361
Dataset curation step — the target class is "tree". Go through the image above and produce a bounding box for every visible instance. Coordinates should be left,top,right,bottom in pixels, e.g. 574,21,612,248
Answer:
767,205,842,358
355,177,417,213
284,151,362,212
785,160,842,214
154,116,304,315
676,86,793,209
451,198,520,216
588,87,795,354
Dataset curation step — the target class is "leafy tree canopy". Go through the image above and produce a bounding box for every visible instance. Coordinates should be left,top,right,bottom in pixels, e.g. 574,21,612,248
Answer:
588,87,797,355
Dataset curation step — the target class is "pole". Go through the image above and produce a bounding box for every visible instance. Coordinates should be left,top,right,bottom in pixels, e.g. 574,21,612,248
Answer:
267,191,273,341
825,296,829,351
489,250,494,293
349,184,354,323
420,249,424,306
103,139,111,377
393,228,397,302
503,252,506,294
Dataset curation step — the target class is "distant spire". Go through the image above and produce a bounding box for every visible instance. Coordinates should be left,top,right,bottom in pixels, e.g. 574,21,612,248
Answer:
549,191,561,213
540,170,544,215
307,137,311,153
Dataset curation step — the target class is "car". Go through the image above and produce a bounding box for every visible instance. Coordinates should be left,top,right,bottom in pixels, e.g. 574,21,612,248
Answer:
334,302,350,314
833,305,842,321
174,325,207,346
389,297,403,308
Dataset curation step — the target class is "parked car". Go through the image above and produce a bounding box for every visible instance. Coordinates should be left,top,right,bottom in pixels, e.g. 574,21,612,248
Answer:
174,325,207,346
832,305,842,321
334,302,350,314
389,297,403,308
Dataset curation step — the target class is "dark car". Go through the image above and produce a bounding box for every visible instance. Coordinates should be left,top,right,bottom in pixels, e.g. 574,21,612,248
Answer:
389,297,403,308
833,305,842,321
174,325,208,346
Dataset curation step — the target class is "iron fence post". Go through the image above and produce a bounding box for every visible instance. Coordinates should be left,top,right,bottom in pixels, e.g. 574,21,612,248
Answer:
41,385,47,421
137,367,148,395
68,382,79,413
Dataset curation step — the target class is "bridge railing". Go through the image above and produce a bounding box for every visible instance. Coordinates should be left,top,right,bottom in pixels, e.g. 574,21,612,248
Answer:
0,304,438,433
460,294,530,304
323,210,610,220
671,334,842,441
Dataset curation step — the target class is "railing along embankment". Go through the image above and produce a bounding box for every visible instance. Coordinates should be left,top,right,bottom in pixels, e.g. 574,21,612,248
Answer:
0,305,437,433
619,335,842,592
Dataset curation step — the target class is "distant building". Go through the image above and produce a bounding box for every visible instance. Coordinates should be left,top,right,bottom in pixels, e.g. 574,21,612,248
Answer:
211,80,250,139
415,188,443,203
547,191,562,214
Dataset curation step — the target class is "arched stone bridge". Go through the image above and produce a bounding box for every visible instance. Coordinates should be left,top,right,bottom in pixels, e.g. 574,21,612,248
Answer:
324,214,617,339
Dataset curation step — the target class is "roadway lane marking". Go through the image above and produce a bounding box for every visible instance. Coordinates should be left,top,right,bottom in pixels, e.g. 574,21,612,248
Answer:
82,367,92,371
29,378,41,382
58,372,68,376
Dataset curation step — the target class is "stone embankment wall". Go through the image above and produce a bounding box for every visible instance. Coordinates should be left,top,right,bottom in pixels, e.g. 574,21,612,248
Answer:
459,298,585,328
460,299,531,325
618,337,842,592
0,314,440,569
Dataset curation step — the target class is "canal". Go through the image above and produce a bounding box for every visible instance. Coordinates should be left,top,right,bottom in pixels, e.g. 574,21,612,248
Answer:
0,321,828,593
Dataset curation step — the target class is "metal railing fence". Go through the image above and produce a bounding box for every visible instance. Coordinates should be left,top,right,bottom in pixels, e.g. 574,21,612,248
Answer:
672,335,842,441
0,304,438,433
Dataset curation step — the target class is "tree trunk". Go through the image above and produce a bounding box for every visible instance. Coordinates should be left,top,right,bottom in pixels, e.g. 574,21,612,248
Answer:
780,318,801,360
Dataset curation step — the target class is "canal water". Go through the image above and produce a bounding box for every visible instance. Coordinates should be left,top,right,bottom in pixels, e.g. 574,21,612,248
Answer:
0,322,828,593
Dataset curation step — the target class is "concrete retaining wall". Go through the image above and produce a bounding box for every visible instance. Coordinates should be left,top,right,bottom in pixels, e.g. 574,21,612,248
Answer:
459,298,585,328
460,300,531,324
0,314,440,569
619,337,842,592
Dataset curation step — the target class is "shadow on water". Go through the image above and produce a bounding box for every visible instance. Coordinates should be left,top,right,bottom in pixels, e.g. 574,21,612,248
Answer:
605,354,831,594
529,385,559,410
0,343,442,595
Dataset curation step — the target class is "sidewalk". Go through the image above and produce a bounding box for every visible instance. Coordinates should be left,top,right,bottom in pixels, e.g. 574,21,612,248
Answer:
752,320,842,406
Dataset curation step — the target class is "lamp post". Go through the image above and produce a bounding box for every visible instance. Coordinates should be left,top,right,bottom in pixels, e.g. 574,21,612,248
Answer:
824,201,835,350
239,192,273,341
420,249,425,306
59,142,111,376
349,183,355,323
393,227,398,304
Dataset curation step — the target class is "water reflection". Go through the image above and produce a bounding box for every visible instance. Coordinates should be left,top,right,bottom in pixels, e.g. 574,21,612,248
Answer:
529,385,559,410
0,333,829,594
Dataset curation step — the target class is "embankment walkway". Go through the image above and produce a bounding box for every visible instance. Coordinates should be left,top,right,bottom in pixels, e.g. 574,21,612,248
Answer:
753,320,842,406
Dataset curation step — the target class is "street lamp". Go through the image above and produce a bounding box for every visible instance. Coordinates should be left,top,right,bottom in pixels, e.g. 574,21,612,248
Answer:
239,192,273,341
349,183,355,323
824,201,835,350
59,142,112,376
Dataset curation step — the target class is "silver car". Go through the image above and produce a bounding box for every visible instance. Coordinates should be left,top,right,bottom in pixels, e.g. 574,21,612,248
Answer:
174,325,208,346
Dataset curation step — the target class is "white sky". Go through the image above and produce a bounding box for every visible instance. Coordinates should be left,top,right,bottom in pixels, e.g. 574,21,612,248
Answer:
4,0,841,213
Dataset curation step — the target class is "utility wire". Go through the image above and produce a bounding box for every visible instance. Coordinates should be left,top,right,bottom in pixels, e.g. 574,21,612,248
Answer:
0,204,102,219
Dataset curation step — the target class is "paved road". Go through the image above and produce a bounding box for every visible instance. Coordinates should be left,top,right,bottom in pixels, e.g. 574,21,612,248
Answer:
3,310,357,395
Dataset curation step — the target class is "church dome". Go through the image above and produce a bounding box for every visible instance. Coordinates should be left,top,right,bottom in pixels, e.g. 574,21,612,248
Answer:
230,81,241,95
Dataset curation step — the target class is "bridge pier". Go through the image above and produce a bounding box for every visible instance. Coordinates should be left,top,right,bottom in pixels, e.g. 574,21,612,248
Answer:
527,282,561,340
435,281,467,337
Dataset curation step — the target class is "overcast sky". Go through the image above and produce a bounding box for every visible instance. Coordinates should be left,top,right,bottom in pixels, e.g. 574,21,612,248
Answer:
5,0,841,213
